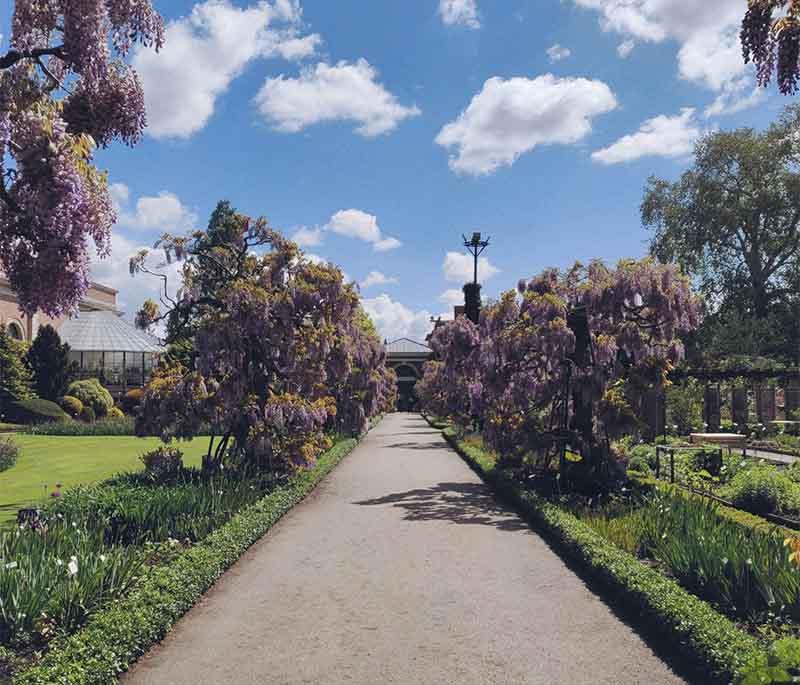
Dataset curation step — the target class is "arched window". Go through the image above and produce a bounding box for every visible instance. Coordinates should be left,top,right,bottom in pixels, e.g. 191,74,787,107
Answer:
6,321,24,341
395,363,419,380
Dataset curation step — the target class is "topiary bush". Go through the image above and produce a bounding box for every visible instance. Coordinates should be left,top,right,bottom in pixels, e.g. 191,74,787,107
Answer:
80,405,96,423
723,466,799,516
0,436,19,472
121,388,144,414
140,446,184,483
59,395,83,419
6,399,68,424
67,379,113,417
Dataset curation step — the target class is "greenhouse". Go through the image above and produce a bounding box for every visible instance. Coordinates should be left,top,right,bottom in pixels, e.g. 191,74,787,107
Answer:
57,310,163,389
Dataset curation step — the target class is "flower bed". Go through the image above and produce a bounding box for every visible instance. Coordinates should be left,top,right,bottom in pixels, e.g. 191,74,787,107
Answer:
3,435,362,684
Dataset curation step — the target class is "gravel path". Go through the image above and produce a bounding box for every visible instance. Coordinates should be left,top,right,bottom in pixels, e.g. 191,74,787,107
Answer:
123,413,685,685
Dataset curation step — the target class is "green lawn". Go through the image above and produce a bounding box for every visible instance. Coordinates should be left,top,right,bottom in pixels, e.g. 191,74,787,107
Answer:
0,435,210,524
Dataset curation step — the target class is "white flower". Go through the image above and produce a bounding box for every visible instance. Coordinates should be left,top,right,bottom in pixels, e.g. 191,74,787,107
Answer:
99,554,107,563
4,561,18,570
67,556,78,576
722,557,728,565
746,558,753,566
55,558,63,566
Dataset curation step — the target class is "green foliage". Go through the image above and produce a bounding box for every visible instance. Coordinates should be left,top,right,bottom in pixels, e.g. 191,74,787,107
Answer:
0,326,33,413
722,466,800,516
139,446,184,484
638,491,800,619
24,416,135,437
66,379,114,418
0,437,19,473
737,638,800,685
0,523,142,647
59,395,83,419
442,427,761,683
79,406,96,424
13,438,358,685
26,325,73,401
6,399,68,425
107,407,124,420
666,378,703,435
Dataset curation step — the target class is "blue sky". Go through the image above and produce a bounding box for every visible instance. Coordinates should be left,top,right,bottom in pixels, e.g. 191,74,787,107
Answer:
1,0,787,340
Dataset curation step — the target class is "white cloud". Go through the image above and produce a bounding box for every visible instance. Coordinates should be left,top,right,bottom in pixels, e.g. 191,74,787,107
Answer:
254,59,420,137
436,74,617,175
592,107,700,165
359,271,398,289
572,0,759,109
443,251,499,283
439,0,481,29
112,183,197,233
291,226,324,247
704,84,766,117
361,294,434,342
133,0,319,139
547,44,572,62
326,209,402,252
439,288,465,306
617,39,635,58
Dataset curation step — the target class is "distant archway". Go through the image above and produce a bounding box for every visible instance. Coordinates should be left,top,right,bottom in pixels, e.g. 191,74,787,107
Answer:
6,321,24,341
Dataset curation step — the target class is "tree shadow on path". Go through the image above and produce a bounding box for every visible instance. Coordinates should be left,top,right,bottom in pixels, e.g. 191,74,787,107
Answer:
354,482,529,532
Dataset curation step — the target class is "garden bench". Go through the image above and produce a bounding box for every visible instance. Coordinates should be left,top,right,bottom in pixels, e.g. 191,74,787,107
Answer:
689,433,746,448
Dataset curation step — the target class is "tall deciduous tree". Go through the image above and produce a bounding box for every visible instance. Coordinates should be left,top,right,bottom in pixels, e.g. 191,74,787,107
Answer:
0,1,164,317
642,106,800,358
27,324,73,401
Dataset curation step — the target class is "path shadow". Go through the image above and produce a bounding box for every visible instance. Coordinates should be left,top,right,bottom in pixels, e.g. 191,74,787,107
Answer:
384,441,449,451
354,482,529,532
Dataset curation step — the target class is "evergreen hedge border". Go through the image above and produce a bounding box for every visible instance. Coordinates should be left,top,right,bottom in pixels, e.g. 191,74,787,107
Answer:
436,424,763,684
14,436,361,685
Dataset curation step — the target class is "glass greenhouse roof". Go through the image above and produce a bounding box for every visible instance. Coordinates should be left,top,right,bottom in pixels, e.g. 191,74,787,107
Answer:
58,311,163,354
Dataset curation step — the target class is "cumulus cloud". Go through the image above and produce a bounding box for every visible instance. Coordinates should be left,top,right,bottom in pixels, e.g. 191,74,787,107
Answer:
572,0,759,111
291,226,324,247
111,183,197,233
443,251,499,283
435,74,617,175
439,0,481,29
439,288,465,306
326,209,402,252
359,271,398,289
361,294,435,342
254,59,420,137
133,0,319,139
591,107,700,165
547,44,572,62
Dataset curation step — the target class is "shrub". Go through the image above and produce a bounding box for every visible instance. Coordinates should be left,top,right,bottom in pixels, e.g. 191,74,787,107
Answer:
67,379,114,417
108,406,124,420
121,388,144,414
723,466,799,516
26,325,73,401
140,446,184,484
26,416,134,436
80,406,96,423
738,637,800,685
59,395,83,419
5,399,68,424
0,437,19,472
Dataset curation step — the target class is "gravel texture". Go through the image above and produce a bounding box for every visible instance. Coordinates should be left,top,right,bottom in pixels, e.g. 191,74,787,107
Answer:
123,413,685,685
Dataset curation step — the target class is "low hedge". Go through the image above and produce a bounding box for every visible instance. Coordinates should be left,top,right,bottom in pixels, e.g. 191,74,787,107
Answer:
440,426,763,684
14,437,360,685
25,416,135,437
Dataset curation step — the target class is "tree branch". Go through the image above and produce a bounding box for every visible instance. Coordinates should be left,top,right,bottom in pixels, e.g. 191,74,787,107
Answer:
0,46,65,70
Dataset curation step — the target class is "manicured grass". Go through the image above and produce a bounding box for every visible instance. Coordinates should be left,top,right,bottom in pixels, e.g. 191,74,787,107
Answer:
0,435,209,523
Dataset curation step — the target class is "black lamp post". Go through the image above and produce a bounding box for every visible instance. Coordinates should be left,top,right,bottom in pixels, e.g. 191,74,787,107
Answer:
462,232,490,324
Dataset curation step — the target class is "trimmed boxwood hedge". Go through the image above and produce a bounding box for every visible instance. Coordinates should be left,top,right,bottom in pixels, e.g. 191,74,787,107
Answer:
439,425,763,684
14,437,360,685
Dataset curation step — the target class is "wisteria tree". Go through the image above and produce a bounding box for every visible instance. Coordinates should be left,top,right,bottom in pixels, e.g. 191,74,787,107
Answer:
0,0,164,316
742,0,800,94
421,258,702,486
133,201,394,474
